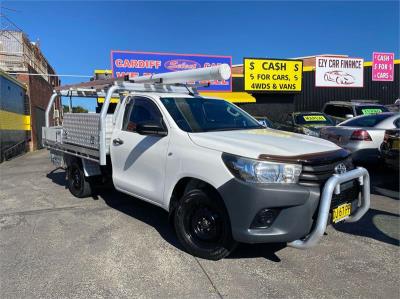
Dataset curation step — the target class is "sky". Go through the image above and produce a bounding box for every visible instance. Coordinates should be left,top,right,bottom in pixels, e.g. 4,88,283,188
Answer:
1,0,399,110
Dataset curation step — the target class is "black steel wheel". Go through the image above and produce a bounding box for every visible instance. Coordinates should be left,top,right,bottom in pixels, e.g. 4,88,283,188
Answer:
67,162,92,198
174,188,237,260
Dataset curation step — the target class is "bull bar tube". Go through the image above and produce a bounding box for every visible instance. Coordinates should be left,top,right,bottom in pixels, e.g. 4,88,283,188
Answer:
288,167,370,249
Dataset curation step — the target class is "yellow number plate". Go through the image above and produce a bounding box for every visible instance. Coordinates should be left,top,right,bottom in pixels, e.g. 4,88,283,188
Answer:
332,203,351,223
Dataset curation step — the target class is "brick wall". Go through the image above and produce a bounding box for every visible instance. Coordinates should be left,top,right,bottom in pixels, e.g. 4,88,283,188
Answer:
17,67,61,150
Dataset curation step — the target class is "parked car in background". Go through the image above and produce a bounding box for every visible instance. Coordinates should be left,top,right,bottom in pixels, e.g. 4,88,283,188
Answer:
385,100,400,112
380,129,400,171
276,112,335,137
322,101,389,123
320,112,400,163
254,116,275,128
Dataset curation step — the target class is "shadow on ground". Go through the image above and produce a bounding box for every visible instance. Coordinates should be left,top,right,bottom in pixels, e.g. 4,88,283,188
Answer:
46,168,67,188
98,188,286,261
334,208,399,246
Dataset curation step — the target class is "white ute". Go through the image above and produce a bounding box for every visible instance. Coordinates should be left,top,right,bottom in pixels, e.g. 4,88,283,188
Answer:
43,65,370,260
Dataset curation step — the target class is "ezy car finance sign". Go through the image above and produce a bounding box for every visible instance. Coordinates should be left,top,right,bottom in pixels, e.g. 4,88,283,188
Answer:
315,56,364,88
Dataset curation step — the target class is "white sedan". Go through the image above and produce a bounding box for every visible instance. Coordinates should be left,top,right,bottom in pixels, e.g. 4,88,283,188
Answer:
320,112,400,163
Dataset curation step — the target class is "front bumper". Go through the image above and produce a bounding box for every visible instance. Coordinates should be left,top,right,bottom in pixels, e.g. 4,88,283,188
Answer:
218,167,370,247
289,167,370,249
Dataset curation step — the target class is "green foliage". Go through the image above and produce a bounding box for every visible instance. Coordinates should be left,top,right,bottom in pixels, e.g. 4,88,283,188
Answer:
63,105,88,113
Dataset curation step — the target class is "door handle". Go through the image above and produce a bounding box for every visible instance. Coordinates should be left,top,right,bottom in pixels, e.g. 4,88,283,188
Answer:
113,138,124,145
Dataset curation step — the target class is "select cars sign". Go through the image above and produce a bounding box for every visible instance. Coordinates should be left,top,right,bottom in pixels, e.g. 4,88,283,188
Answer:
315,56,364,88
244,58,303,92
372,52,394,81
111,51,232,91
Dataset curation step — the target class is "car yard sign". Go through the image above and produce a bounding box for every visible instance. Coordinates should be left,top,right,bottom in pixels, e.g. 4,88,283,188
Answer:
372,52,394,81
244,58,303,92
111,51,232,91
315,56,364,88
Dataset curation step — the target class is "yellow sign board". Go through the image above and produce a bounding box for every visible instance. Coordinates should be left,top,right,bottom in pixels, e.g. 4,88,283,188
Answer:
303,115,326,121
244,58,303,92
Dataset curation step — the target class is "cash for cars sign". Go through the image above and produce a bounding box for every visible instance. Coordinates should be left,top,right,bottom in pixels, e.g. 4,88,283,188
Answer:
372,52,394,81
111,51,232,91
244,58,303,92
315,56,364,87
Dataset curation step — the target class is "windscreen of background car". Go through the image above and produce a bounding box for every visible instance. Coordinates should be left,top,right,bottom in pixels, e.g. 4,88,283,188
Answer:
355,105,389,116
340,113,394,127
161,97,263,132
256,117,273,128
295,114,335,125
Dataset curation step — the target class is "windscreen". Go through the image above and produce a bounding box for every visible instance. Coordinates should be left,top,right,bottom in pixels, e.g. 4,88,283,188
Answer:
294,114,335,125
340,113,394,127
355,105,389,116
160,97,263,132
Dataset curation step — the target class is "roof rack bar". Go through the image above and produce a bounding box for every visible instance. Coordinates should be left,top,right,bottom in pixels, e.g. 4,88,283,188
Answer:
99,85,120,165
129,63,231,84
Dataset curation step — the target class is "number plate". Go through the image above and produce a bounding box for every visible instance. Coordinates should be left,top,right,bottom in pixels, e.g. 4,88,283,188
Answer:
332,203,351,223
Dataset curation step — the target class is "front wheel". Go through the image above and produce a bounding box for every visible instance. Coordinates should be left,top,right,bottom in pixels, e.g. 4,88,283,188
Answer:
174,189,237,260
67,162,92,198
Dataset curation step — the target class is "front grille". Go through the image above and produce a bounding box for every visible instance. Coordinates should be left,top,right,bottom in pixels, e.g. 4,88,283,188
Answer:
299,156,354,187
331,180,360,207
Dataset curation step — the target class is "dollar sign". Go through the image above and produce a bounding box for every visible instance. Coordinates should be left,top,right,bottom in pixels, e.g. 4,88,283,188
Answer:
249,62,254,70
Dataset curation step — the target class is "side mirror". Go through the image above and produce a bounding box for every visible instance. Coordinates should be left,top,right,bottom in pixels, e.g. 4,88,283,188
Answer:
136,122,168,136
345,114,354,119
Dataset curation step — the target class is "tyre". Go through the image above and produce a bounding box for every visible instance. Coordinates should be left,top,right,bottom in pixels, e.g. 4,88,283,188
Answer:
67,162,92,198
174,188,237,260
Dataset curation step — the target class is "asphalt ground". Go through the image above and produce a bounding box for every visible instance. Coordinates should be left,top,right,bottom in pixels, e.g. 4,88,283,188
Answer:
0,150,399,298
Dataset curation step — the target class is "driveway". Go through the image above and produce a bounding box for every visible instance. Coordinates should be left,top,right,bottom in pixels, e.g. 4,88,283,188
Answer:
0,150,399,298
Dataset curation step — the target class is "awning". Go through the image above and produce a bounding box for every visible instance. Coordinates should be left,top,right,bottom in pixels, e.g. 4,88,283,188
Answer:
199,92,256,103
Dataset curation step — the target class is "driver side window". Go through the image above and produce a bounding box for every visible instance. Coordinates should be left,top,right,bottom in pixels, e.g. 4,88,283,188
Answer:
122,97,162,132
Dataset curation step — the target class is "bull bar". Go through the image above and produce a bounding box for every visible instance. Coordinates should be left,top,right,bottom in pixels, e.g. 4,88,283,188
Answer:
288,167,370,249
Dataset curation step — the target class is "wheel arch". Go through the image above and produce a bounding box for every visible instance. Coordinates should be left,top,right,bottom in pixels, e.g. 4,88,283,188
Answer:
168,177,226,221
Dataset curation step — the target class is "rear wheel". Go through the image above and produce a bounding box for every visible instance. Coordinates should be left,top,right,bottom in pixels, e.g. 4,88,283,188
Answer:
67,162,92,198
174,188,237,260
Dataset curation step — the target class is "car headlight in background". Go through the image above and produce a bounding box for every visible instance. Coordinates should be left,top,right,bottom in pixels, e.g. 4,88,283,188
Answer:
222,153,302,184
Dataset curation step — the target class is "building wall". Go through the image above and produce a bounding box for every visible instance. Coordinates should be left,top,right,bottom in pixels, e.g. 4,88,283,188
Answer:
0,30,61,151
0,71,29,161
236,63,400,122
17,66,60,150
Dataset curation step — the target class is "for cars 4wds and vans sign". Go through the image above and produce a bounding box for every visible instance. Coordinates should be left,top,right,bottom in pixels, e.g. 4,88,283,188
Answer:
110,51,232,92
315,56,364,88
243,58,303,92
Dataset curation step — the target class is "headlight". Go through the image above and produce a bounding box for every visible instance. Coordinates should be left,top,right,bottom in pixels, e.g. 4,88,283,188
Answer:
222,153,302,184
303,127,319,137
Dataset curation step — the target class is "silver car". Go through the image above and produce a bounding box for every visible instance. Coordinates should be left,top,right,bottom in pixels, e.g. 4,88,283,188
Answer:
320,112,400,163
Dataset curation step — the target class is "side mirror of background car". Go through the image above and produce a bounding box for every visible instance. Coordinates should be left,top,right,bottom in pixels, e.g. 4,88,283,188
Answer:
345,114,354,119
